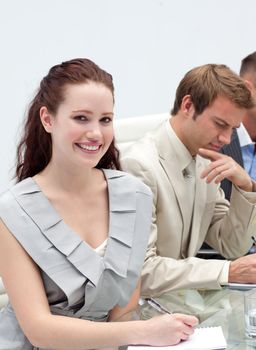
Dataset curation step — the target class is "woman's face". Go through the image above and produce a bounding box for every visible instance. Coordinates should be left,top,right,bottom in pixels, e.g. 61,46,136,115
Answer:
41,82,114,170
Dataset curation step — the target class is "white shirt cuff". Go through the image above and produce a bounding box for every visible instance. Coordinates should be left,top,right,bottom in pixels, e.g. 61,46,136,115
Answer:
219,260,231,285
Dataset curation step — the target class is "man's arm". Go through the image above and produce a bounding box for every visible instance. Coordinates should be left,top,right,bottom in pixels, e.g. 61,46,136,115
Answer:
141,223,229,296
198,148,256,257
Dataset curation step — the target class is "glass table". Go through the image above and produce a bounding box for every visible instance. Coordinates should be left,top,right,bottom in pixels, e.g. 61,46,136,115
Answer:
138,287,256,349
1,285,249,349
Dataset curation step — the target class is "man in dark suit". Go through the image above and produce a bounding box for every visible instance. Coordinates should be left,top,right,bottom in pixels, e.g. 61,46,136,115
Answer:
221,52,256,201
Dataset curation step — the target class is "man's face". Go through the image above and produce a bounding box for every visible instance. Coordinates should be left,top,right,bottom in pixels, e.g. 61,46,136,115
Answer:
183,95,246,155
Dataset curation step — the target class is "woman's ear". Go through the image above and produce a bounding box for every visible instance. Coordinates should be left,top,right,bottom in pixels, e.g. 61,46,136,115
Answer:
40,106,53,133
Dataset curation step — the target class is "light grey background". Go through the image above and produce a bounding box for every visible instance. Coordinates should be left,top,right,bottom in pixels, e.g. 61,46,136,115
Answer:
1,0,256,191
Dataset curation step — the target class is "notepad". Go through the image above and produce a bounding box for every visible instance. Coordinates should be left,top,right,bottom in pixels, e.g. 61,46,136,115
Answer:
128,326,226,350
226,282,256,291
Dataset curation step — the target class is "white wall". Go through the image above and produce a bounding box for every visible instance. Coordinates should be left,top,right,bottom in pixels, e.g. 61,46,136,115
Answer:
1,0,256,191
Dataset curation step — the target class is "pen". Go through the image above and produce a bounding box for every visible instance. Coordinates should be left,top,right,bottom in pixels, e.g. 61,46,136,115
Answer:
144,297,172,314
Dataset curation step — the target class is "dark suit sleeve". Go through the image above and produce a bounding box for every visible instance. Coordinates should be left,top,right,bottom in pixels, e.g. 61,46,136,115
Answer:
220,129,243,201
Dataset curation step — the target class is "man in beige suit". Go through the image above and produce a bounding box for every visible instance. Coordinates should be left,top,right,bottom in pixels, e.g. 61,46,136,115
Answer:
121,64,256,297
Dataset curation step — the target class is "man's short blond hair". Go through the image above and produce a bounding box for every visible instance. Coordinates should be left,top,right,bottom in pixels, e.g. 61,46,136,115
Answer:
171,64,253,117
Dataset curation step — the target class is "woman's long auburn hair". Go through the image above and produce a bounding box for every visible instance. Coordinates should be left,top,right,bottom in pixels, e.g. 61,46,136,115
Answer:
16,58,121,182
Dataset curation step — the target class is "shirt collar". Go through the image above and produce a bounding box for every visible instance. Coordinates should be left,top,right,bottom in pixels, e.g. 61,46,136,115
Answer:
165,119,194,171
237,123,253,147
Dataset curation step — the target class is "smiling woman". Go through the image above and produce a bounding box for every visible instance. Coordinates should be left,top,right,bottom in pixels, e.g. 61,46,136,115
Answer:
0,58,198,350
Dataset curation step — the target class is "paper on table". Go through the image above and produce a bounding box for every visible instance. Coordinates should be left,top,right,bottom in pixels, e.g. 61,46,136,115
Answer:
128,326,226,350
225,282,256,291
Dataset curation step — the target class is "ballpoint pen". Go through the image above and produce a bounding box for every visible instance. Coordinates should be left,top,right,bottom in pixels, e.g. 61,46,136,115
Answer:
144,297,172,314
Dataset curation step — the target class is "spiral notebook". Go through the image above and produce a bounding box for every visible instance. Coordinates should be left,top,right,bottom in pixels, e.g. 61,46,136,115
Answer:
128,326,227,350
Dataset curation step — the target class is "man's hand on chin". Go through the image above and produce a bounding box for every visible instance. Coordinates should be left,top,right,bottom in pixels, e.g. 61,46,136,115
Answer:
198,148,253,192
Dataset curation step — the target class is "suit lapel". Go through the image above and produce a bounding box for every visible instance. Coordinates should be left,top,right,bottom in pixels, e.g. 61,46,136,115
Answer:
155,123,191,234
154,123,212,255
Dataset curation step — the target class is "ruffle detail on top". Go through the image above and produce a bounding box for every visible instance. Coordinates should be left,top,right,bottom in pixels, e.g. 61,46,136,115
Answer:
0,170,152,311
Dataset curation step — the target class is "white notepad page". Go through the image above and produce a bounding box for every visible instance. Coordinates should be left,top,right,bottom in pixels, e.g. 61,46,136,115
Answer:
128,326,227,350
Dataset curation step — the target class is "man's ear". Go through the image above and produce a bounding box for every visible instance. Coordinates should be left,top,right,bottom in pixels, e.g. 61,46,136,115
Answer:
40,106,53,133
244,79,254,93
180,95,195,117
244,79,256,102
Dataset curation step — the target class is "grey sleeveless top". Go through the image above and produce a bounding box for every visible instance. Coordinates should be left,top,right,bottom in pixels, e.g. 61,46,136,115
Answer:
0,169,152,350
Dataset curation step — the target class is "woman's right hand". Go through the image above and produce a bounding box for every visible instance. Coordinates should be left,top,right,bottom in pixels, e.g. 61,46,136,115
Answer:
143,313,199,346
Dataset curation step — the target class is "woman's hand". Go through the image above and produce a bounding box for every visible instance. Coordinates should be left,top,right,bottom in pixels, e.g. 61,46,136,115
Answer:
141,313,199,346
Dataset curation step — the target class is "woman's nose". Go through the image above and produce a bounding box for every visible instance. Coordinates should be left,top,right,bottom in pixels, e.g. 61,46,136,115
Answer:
86,123,102,139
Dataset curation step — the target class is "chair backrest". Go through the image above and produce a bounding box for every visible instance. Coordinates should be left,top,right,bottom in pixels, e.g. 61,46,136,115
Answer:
114,112,169,152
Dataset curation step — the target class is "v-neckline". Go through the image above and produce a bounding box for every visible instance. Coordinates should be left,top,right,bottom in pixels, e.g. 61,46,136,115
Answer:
29,168,110,255
8,169,137,285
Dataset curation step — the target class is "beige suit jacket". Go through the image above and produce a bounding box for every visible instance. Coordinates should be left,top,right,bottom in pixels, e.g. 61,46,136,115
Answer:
121,121,256,296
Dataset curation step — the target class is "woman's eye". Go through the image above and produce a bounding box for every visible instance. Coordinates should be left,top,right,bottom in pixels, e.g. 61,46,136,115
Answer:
101,117,112,124
74,115,87,122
